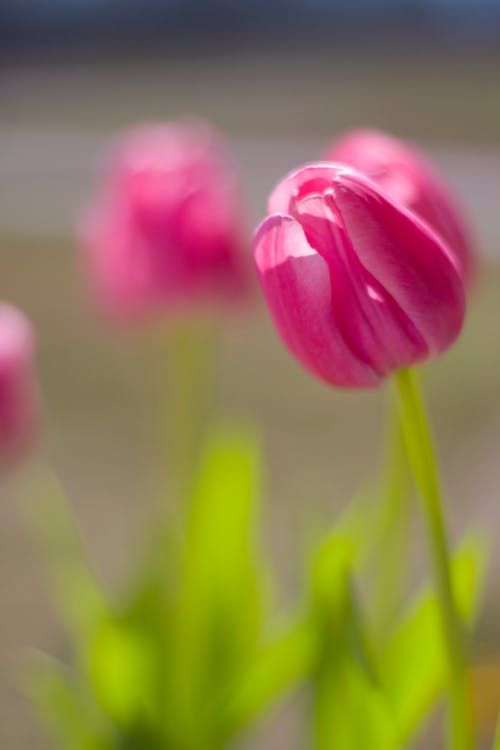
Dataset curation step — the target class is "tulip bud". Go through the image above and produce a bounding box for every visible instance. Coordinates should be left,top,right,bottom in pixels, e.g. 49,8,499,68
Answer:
80,121,250,321
253,164,465,389
0,304,39,468
325,129,474,282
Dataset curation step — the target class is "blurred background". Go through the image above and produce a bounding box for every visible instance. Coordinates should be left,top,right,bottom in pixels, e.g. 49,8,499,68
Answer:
1,1,500,747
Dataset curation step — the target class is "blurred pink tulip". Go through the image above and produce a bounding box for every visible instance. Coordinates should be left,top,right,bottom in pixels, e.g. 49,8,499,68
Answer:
80,122,250,320
254,163,465,389
0,304,38,467
325,129,474,282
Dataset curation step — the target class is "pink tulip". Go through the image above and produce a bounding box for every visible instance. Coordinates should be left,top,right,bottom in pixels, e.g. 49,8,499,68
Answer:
0,304,38,467
80,121,250,320
253,164,465,389
325,129,474,282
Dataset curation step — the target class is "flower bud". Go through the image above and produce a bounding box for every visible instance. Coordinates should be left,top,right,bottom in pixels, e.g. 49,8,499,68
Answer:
80,121,250,321
0,304,39,467
325,129,474,282
253,164,465,389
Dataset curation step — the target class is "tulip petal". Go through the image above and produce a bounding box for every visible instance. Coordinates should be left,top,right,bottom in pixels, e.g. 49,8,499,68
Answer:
292,193,429,374
327,129,474,281
331,173,465,355
0,304,38,465
80,199,156,319
268,163,350,216
253,214,380,388
81,121,250,320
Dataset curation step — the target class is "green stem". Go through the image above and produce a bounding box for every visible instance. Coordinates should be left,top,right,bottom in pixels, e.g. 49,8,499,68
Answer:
133,318,217,588
163,319,217,506
394,368,473,750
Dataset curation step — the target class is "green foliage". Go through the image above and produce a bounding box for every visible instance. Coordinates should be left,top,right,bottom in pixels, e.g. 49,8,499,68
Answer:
381,534,486,744
25,429,284,750
493,719,500,750
305,518,486,749
87,619,158,728
225,616,318,734
166,429,269,748
309,533,399,750
23,431,487,750
22,468,107,643
25,653,114,750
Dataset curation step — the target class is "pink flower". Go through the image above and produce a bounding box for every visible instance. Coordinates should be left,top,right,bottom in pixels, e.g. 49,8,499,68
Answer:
0,304,39,467
80,121,250,320
253,164,465,389
325,129,474,282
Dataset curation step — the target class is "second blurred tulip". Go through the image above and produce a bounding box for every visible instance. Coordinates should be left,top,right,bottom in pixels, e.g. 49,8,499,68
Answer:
80,121,251,322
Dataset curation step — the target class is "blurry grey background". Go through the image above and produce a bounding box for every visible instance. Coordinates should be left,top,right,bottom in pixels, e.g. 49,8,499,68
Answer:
1,1,500,748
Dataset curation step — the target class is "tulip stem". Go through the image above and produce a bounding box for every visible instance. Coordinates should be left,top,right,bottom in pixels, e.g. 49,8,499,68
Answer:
394,368,473,750
164,318,217,505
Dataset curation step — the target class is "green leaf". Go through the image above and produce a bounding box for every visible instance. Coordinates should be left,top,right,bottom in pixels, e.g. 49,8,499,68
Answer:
309,532,399,750
314,656,399,750
381,532,487,744
168,428,269,746
310,532,354,616
224,615,318,735
369,406,412,637
21,467,107,643
24,652,113,750
335,400,412,639
86,618,157,728
492,717,500,750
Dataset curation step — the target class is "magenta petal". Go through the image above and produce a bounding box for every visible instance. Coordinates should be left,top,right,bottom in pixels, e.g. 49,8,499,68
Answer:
255,161,467,391
292,193,429,374
331,172,466,355
253,214,380,388
268,163,349,215
80,199,154,319
0,304,38,467
80,120,250,321
327,129,474,282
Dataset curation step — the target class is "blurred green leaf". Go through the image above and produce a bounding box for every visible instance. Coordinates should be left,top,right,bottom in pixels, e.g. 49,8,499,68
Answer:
493,717,500,750
336,402,412,639
168,428,269,746
381,532,487,744
21,467,108,643
309,532,399,750
104,522,180,733
224,615,318,735
24,652,113,750
314,655,399,750
333,489,380,568
86,618,157,728
370,409,412,638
